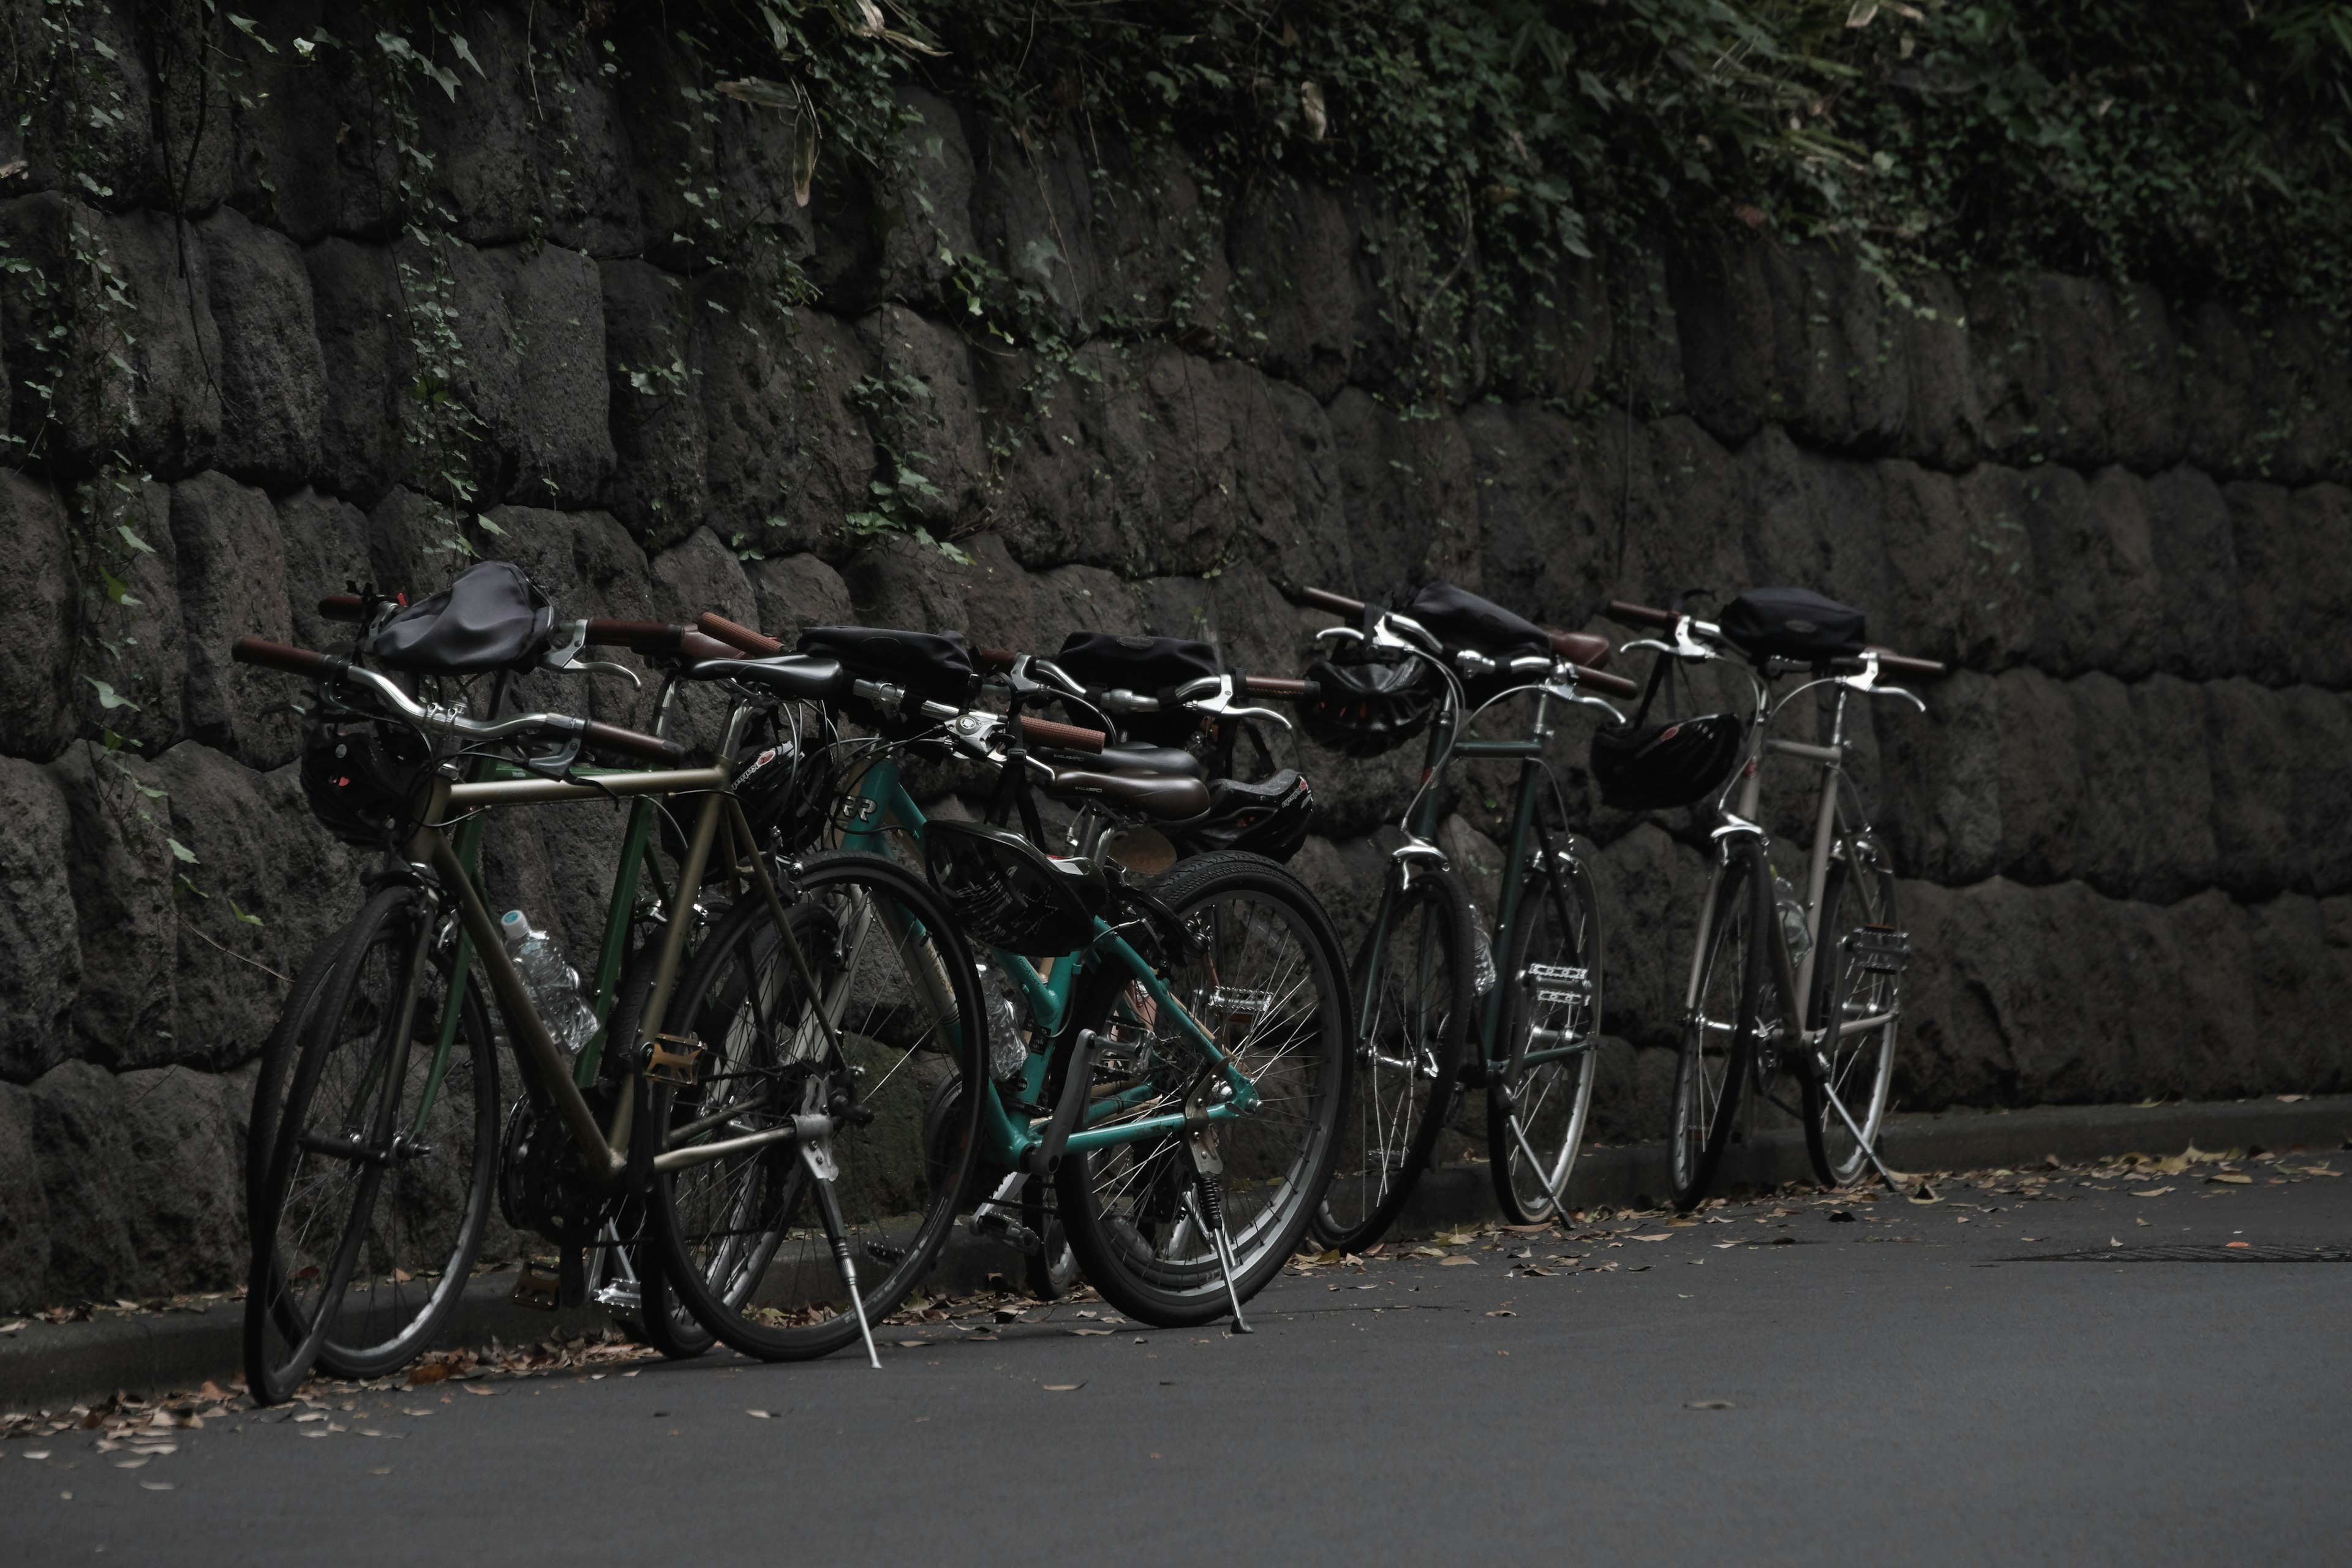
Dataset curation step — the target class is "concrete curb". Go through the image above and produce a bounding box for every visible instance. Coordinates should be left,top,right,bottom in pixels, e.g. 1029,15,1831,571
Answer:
8,1094,2348,1411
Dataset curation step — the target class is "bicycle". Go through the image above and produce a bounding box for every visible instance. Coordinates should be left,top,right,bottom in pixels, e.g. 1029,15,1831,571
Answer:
236,575,987,1396
1601,590,1945,1210
687,614,1356,1331
1289,583,1640,1249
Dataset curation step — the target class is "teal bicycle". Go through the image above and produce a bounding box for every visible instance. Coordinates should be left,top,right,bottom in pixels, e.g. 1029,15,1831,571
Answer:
1291,585,1638,1249
673,619,1355,1330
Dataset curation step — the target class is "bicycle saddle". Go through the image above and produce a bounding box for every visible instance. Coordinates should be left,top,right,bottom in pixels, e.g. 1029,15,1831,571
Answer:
685,654,845,701
1065,742,1207,782
1038,763,1212,821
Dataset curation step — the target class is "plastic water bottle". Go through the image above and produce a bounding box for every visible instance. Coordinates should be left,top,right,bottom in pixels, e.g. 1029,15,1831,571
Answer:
500,910,600,1058
1770,873,1814,966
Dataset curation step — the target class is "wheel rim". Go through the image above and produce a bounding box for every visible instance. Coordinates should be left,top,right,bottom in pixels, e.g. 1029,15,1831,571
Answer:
1081,885,1339,1295
1815,856,1900,1183
660,875,972,1344
270,913,489,1372
1673,870,1758,1194
1323,886,1455,1240
1499,871,1599,1219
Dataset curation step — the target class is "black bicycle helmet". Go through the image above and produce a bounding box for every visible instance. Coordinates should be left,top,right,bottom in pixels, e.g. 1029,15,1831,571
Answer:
300,716,434,846
924,818,1109,957
1300,655,1438,758
1169,770,1314,862
1587,713,1744,811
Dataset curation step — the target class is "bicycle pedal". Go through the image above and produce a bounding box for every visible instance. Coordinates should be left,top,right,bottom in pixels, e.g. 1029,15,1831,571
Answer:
511,1261,562,1311
641,1032,705,1087
1844,927,1910,975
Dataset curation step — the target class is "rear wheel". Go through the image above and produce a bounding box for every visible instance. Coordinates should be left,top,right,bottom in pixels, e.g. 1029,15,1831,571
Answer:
1314,866,1471,1252
1488,853,1604,1224
644,853,984,1361
1803,840,1901,1188
1058,853,1350,1327
246,889,499,1401
1669,852,1773,1212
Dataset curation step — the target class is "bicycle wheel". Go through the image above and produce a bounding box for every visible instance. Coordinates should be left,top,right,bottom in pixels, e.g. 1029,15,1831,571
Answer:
246,888,500,1400
1668,850,1774,1212
1058,851,1350,1328
1803,839,1901,1187
1314,865,1471,1252
1488,851,1604,1224
644,851,985,1362
246,923,354,1224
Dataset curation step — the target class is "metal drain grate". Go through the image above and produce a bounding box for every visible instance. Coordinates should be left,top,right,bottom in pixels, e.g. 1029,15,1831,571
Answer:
2019,1244,2352,1262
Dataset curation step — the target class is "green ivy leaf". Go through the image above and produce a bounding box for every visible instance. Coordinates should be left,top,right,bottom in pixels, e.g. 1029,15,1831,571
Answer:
167,837,200,865
230,899,266,927
85,677,140,712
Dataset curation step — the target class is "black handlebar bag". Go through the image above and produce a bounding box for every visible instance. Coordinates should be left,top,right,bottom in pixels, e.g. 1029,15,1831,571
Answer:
364,560,555,673
796,626,978,735
1717,587,1866,665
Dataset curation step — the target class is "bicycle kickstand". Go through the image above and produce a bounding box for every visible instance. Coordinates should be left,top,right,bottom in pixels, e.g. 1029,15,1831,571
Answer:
1186,1174,1253,1336
801,1120,882,1370
1811,1060,1932,1202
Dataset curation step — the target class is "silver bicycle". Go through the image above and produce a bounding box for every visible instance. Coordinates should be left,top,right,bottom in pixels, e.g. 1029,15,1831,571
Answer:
1604,595,1945,1210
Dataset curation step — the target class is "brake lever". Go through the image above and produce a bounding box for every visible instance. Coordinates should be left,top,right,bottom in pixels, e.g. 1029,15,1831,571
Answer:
1174,675,1292,731
1544,686,1626,726
540,620,643,688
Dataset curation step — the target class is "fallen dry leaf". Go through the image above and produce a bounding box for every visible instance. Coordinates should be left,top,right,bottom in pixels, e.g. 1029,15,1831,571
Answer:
746,1409,772,1419
1630,1234,1672,1243
1485,1309,1516,1318
2129,1186,2174,1197
1042,1384,1084,1392
1069,1329,1111,1336
1686,1400,1733,1411
1439,1256,1478,1267
2207,1174,2254,1185
406,1363,451,1387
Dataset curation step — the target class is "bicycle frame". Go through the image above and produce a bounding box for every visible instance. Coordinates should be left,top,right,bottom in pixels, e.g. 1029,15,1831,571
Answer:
829,750,1259,1178
1359,684,1587,1077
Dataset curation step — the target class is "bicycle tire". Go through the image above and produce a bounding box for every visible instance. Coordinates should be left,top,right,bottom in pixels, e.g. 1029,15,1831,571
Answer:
246,888,500,1398
1313,865,1472,1252
1802,842,1901,1187
644,851,985,1362
1058,851,1351,1328
246,923,355,1229
1488,852,1604,1224
1668,850,1771,1212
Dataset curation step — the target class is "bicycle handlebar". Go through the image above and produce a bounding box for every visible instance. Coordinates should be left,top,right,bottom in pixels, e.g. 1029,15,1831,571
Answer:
1604,598,1679,630
697,612,784,657
319,593,366,624
230,636,687,763
1863,647,1947,678
1301,586,1611,669
1294,586,1366,618
1243,675,1317,699
1573,665,1640,698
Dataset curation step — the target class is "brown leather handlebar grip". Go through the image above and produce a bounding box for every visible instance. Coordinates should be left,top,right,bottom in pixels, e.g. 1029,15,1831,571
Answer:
582,619,690,654
1019,715,1106,754
1297,586,1367,617
1604,599,1678,630
697,612,782,657
318,593,366,624
1243,676,1317,699
582,720,689,764
1573,665,1640,698
974,647,1016,672
232,635,330,676
1547,628,1612,669
1868,647,1948,678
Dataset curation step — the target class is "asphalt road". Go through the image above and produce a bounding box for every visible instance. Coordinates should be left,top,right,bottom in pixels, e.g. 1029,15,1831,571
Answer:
7,1160,2348,1566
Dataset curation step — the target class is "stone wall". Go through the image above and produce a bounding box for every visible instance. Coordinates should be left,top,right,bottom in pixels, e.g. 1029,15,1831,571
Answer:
0,3,2347,1308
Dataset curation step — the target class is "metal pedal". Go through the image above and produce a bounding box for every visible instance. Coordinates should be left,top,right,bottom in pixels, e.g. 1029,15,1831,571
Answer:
1845,927,1909,975
641,1032,705,1087
511,1260,561,1311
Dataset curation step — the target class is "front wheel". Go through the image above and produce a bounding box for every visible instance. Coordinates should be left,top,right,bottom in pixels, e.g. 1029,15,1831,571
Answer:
643,853,985,1362
1803,842,1902,1188
246,889,499,1401
1669,851,1774,1213
1488,852,1603,1224
1314,865,1472,1253
1058,852,1351,1328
